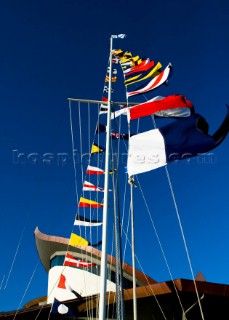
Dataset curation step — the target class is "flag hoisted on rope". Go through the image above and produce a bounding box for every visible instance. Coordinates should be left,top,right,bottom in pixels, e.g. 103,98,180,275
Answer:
124,62,162,86
64,253,96,268
83,181,104,192
91,143,105,155
127,108,229,175
69,233,102,247
86,165,105,175
57,274,83,300
112,34,126,39
74,214,103,226
78,197,104,208
128,95,194,121
127,63,172,97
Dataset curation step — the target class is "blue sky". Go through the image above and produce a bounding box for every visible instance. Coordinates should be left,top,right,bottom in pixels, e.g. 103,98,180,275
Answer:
0,0,229,312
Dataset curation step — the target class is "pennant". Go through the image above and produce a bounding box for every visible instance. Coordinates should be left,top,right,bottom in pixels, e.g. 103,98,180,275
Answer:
129,95,194,121
125,62,162,86
96,123,107,134
57,274,83,300
127,63,172,97
120,55,140,64
123,58,151,75
70,233,102,248
127,108,229,175
83,181,104,192
91,143,105,155
111,106,128,119
52,298,75,316
74,214,103,226
78,197,104,208
86,165,104,175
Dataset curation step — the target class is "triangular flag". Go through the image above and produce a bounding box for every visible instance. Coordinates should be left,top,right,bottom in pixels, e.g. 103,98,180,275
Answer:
91,143,105,155
83,181,104,192
86,165,104,175
74,214,102,226
78,197,104,208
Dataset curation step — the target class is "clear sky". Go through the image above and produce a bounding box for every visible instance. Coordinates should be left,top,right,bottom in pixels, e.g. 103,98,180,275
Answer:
0,0,229,312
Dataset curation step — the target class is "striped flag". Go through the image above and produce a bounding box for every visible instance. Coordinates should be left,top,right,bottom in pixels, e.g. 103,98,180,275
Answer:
74,214,102,226
129,95,194,121
86,165,104,175
123,58,151,75
127,108,229,175
83,181,104,192
125,62,162,86
127,63,172,97
78,197,104,208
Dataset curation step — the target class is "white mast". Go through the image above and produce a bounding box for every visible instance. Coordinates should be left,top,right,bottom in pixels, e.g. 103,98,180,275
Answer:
99,33,126,320
98,34,114,320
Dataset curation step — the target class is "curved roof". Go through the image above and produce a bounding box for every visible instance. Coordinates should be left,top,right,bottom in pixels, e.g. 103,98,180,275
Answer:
34,227,157,286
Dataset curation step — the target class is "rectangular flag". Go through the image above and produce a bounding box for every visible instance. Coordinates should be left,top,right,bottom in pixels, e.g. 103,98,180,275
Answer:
64,253,96,268
127,111,229,175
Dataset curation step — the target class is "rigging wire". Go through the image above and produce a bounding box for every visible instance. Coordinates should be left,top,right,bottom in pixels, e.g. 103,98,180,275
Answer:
12,261,39,320
164,166,205,320
4,220,29,290
136,175,186,316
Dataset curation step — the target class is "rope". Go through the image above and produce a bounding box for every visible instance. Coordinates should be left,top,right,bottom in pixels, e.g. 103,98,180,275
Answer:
136,175,186,316
121,227,167,320
13,261,39,320
164,166,205,320
68,100,79,206
4,221,28,289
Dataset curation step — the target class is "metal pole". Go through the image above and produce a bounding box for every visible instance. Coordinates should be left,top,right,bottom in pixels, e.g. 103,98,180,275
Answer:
99,35,113,320
129,177,137,320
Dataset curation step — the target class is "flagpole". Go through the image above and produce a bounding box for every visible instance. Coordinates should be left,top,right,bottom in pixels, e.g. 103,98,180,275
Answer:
98,34,114,320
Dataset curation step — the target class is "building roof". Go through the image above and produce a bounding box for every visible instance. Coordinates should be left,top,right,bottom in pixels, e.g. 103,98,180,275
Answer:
34,227,157,286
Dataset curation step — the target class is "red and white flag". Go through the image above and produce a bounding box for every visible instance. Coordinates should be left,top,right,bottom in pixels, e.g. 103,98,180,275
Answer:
64,253,96,268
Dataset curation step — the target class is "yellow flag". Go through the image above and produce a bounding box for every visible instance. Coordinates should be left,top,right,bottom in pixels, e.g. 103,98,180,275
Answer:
91,143,104,154
69,233,89,246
